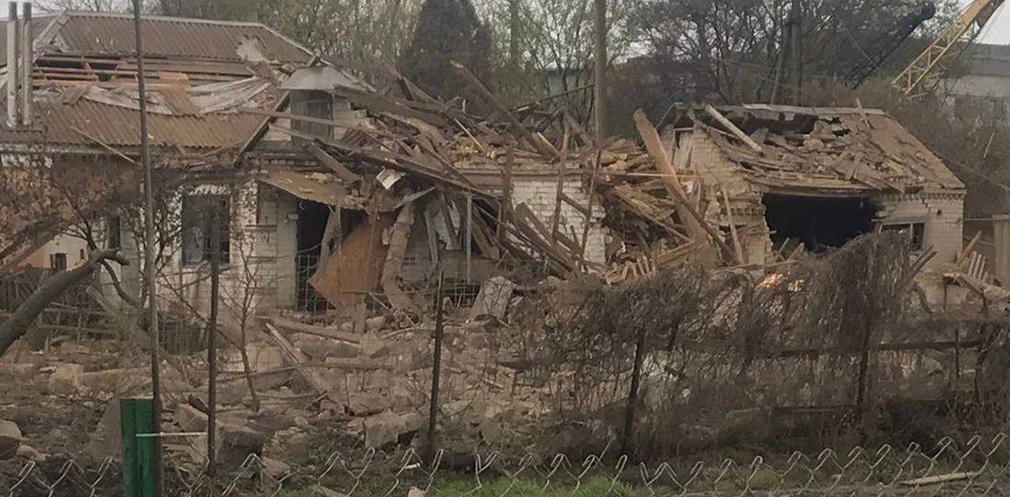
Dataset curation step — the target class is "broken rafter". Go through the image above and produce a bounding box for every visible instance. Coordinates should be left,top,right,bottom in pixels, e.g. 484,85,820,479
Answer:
271,124,494,200
633,110,741,264
450,60,561,161
304,144,360,183
241,107,388,136
703,105,763,153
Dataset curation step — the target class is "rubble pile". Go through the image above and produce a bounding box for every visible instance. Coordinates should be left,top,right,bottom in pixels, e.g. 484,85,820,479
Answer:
0,298,557,471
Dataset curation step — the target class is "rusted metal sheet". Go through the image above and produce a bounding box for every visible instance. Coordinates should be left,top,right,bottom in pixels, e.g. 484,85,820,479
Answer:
309,215,395,308
259,171,345,205
258,171,375,210
158,88,200,116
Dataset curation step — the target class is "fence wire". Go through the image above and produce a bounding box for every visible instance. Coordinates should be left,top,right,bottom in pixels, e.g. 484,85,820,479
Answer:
8,433,1010,496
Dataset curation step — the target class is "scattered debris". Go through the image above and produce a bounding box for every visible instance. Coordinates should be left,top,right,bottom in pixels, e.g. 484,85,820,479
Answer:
470,277,516,320
0,420,22,460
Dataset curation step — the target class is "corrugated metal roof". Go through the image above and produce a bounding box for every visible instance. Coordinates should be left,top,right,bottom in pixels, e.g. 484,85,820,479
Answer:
0,12,334,151
41,99,267,148
0,97,269,149
0,12,311,64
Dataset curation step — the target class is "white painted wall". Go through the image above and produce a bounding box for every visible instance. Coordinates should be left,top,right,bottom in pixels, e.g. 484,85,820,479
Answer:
876,193,965,266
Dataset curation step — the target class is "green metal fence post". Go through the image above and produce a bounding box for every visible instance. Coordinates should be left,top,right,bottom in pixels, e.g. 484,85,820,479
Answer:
121,397,156,497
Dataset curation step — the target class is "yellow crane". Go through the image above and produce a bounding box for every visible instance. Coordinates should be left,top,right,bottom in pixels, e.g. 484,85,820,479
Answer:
892,0,1007,98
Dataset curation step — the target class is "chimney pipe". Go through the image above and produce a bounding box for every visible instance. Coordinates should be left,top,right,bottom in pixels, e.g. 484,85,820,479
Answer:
6,1,18,128
20,2,30,126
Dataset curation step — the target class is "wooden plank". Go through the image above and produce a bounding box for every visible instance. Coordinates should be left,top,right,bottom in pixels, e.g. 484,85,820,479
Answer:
634,110,740,264
264,323,328,395
497,145,514,244
269,317,360,344
304,144,360,183
565,112,595,147
774,340,985,358
466,192,473,282
450,60,559,160
900,472,979,487
303,358,393,371
120,397,156,497
722,188,745,264
272,124,494,199
467,201,501,260
957,231,982,266
330,85,448,127
704,105,763,153
560,192,591,218
578,148,602,270
551,126,570,245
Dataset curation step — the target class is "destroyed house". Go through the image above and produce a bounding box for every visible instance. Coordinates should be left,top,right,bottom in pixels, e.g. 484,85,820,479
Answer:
658,104,965,265
0,10,607,317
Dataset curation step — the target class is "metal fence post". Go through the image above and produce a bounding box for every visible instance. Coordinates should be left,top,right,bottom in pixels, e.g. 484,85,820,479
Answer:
121,397,156,497
426,270,445,463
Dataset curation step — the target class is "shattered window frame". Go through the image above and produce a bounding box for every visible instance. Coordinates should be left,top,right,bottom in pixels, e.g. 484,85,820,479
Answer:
180,194,232,267
880,221,926,251
49,252,67,272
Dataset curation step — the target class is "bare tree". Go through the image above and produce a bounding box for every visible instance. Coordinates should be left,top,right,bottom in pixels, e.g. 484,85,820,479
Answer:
35,0,130,12
630,0,960,104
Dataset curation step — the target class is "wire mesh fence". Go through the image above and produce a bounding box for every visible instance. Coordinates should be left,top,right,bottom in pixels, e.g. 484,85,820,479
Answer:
9,432,1010,496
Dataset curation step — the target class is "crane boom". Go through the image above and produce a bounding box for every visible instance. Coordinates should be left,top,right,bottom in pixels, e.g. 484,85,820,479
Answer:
892,0,1006,98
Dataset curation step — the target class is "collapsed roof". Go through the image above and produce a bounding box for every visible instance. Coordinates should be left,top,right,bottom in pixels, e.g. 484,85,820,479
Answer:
0,11,363,152
660,104,965,195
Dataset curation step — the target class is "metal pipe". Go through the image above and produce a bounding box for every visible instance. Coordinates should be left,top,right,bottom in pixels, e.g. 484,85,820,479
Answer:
426,270,445,464
20,1,30,126
7,1,18,127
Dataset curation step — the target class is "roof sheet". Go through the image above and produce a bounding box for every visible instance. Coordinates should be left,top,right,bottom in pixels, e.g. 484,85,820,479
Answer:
0,12,337,151
1,12,311,64
0,97,268,149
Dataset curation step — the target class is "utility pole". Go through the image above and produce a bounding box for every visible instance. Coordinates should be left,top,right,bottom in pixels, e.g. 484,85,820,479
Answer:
790,0,803,105
594,0,608,143
770,0,803,105
770,18,789,104
206,203,220,477
133,1,163,495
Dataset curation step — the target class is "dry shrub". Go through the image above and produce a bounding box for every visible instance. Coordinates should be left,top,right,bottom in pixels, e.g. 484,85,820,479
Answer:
512,233,959,457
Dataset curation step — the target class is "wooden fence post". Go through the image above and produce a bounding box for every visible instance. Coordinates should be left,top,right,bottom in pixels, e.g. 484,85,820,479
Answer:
620,331,647,457
992,214,1010,285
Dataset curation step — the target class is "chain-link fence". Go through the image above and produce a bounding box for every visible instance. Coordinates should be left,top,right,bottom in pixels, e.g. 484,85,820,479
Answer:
9,432,1010,496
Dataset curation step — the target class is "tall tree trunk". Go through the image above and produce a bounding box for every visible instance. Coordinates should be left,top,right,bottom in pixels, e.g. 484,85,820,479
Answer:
0,250,126,357
510,0,521,67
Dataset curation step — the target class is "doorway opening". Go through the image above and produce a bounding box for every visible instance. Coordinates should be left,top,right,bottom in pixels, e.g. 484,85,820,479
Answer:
295,200,369,312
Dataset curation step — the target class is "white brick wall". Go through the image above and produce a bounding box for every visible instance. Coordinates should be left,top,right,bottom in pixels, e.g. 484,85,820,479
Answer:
142,181,296,324
667,128,966,266
508,171,607,267
876,193,965,266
